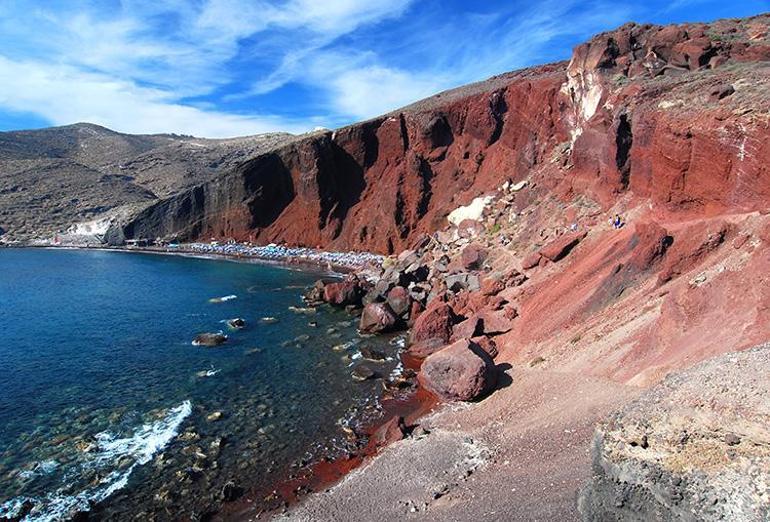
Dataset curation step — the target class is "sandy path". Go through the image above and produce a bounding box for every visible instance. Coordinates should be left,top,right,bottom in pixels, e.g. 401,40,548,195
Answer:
275,366,641,521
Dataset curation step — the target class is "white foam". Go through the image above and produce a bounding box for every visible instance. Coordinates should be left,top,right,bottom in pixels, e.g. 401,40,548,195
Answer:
0,400,192,522
209,294,237,303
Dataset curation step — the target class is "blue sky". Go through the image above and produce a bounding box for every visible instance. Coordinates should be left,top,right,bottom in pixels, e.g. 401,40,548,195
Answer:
0,0,767,137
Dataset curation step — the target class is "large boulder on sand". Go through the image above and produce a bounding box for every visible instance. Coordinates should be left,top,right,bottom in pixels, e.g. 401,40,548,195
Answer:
359,302,399,333
579,343,770,521
418,339,497,401
409,301,457,345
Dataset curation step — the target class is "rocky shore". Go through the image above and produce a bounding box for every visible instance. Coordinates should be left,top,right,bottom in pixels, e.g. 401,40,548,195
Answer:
2,13,769,522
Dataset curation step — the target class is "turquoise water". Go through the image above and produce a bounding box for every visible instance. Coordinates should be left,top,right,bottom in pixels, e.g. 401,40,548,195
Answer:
0,249,403,520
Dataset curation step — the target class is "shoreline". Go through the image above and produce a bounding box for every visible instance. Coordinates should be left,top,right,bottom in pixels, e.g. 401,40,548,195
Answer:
218,382,438,520
5,242,384,277
4,243,436,520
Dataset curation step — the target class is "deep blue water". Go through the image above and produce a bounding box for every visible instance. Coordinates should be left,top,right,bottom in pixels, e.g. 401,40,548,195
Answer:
0,249,403,520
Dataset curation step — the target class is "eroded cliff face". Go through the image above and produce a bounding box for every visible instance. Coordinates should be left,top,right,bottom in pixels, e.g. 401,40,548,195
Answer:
117,15,770,256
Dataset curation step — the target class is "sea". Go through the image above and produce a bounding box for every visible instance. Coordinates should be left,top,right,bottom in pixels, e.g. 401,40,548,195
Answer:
0,248,404,520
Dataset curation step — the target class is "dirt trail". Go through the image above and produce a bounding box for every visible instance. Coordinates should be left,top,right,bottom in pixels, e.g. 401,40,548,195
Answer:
276,367,640,521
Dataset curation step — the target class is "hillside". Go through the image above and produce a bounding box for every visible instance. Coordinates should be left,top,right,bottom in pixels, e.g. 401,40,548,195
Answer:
0,123,297,241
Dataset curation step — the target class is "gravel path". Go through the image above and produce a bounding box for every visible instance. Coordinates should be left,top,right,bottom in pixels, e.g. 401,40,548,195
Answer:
275,367,640,521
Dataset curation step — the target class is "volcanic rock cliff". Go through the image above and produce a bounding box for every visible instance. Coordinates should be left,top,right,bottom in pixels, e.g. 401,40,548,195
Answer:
111,15,770,254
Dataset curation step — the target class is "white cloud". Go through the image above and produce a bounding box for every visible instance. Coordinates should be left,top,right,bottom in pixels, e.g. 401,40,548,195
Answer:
0,0,649,136
0,0,418,136
307,55,448,120
0,56,311,137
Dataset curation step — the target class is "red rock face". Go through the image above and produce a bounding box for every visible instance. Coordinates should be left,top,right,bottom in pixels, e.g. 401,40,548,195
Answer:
121,16,770,390
122,16,770,255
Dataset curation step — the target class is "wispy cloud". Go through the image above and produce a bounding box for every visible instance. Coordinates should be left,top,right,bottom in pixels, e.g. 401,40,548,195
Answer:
0,0,762,136
0,0,415,136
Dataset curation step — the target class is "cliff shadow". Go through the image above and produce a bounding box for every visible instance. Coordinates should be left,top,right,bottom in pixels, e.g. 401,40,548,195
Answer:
242,153,295,229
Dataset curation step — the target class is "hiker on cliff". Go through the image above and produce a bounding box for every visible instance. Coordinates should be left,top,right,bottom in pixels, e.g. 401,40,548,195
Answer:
612,214,624,229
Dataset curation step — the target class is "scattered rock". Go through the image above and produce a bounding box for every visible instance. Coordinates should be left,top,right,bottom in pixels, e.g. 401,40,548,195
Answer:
226,317,246,329
418,339,498,401
360,346,388,361
522,252,542,270
351,365,377,382
206,411,223,422
709,84,735,101
387,286,412,316
407,337,447,359
359,302,399,333
192,332,228,347
410,301,457,344
539,231,587,262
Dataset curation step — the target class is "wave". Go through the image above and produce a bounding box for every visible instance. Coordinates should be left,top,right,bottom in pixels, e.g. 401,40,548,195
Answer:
0,401,192,522
208,294,237,303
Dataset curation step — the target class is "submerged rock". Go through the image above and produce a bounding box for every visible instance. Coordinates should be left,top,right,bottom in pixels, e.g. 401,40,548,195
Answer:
360,346,388,361
192,332,228,347
351,365,377,382
226,318,246,329
418,339,497,401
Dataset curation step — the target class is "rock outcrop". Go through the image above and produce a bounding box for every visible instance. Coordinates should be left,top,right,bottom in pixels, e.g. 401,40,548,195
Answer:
579,343,770,521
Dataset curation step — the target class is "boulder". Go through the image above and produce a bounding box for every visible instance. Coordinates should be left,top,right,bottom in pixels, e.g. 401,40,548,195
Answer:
360,346,388,361
409,301,457,344
522,252,542,270
406,337,447,359
451,316,484,341
359,302,399,333
351,365,377,382
445,273,480,293
539,231,587,262
387,286,412,316
434,254,450,272
373,416,407,446
461,244,488,270
456,218,486,237
226,318,246,329
471,336,498,359
304,280,327,304
192,332,228,347
480,276,505,296
478,308,516,335
418,339,497,401
324,277,364,306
